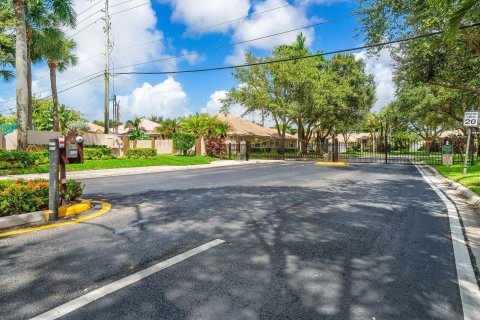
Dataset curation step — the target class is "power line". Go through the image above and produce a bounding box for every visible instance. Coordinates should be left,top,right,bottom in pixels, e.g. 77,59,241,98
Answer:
0,73,103,114
112,0,310,52
76,0,104,17
112,22,480,76
114,13,358,70
110,1,150,16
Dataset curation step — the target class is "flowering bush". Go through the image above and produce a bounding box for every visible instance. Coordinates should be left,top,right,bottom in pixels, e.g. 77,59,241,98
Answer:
0,179,83,216
205,136,227,158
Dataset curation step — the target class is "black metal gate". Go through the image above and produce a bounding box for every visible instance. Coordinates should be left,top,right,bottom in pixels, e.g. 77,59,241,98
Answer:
231,138,472,165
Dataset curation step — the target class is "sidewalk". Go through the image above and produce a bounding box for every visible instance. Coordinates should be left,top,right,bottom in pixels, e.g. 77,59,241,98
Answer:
0,160,285,181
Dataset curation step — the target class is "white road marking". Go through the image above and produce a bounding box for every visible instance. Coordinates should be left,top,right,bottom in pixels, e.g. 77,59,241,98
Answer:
31,239,225,320
415,165,480,320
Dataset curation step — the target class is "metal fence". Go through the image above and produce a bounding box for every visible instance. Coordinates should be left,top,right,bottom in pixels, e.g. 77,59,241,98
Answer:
226,138,472,165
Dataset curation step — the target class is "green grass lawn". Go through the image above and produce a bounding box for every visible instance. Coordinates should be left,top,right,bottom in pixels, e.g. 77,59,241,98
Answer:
1,155,217,176
433,163,480,195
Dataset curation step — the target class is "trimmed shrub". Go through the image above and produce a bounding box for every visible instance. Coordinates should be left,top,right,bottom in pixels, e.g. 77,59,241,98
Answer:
205,136,227,158
0,179,83,216
83,147,112,160
0,149,49,168
173,133,196,155
125,148,157,159
62,180,84,202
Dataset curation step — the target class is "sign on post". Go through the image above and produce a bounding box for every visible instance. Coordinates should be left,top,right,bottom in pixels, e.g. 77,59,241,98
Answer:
442,144,453,166
463,111,479,127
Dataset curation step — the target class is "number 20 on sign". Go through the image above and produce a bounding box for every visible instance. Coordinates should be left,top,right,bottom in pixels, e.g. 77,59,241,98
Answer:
463,111,479,127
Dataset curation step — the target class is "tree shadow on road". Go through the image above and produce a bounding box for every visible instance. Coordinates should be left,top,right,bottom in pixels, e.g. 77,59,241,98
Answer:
0,164,463,319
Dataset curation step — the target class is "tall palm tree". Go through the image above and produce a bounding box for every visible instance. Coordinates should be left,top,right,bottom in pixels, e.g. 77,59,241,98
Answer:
11,0,75,149
26,0,76,129
35,27,77,131
0,5,15,82
12,0,29,150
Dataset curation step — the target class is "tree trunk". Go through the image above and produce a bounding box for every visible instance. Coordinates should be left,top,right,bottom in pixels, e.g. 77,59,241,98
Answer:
13,0,29,150
48,60,59,132
26,27,32,130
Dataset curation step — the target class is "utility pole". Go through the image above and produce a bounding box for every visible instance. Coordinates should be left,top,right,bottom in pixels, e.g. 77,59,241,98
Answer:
102,0,111,134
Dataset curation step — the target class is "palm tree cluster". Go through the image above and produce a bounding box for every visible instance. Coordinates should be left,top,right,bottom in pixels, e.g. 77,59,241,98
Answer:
153,113,230,139
4,0,77,149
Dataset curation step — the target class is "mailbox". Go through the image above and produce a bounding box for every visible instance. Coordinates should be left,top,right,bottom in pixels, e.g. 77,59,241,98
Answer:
60,134,84,164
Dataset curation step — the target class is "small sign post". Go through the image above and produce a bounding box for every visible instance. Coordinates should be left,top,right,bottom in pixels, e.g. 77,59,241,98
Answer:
463,111,479,174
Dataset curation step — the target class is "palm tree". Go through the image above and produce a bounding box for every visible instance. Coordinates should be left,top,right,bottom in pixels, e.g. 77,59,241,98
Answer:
0,5,15,82
125,117,146,142
11,0,75,149
26,0,76,129
35,27,76,131
154,118,181,139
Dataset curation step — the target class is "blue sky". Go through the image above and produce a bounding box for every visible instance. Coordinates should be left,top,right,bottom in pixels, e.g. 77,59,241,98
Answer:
0,0,395,124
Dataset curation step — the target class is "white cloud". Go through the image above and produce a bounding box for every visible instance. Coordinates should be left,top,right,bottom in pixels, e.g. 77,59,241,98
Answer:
355,49,396,111
29,0,180,121
166,0,251,34
116,77,190,119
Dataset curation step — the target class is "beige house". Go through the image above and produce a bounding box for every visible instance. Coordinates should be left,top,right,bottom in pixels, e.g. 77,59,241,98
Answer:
215,113,296,142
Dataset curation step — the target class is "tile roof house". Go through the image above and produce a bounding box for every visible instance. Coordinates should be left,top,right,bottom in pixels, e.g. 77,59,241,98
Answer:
215,113,296,141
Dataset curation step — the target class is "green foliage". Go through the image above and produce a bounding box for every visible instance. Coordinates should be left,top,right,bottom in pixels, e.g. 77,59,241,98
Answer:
125,148,157,159
0,149,49,169
0,3,15,82
223,33,375,151
173,133,196,155
179,113,230,138
83,147,111,160
0,115,16,125
0,178,82,216
32,98,85,132
62,180,83,203
154,118,180,138
125,117,149,140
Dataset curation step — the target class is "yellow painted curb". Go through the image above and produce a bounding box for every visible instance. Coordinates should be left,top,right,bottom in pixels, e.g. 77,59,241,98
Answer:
315,161,348,167
58,200,93,219
0,200,112,238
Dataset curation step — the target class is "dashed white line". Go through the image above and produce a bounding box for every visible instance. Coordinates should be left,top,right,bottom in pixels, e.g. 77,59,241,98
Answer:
415,165,480,320
31,239,225,320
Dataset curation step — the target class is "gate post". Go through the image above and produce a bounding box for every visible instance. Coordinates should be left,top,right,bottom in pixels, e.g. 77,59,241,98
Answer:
384,135,388,164
228,143,232,159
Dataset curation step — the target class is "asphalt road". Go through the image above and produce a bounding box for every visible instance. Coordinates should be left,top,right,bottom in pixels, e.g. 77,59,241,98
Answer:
0,162,464,319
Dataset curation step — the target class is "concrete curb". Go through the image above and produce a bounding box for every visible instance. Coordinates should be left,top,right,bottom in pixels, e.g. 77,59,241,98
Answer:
0,211,46,230
0,200,93,230
0,160,285,181
422,165,480,211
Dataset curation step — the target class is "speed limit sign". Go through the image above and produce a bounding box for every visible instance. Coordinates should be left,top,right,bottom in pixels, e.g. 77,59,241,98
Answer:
464,111,479,127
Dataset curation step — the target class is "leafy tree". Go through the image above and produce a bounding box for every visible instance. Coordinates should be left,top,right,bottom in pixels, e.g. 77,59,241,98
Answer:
172,133,196,155
0,115,16,125
32,97,85,132
93,119,121,128
223,34,375,154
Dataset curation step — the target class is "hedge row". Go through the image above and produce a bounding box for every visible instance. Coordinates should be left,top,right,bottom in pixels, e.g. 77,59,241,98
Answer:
0,179,83,216
83,147,111,160
125,148,157,159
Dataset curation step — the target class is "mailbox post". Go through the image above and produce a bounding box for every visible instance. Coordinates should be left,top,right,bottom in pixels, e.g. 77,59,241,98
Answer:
59,134,84,204
49,139,60,221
